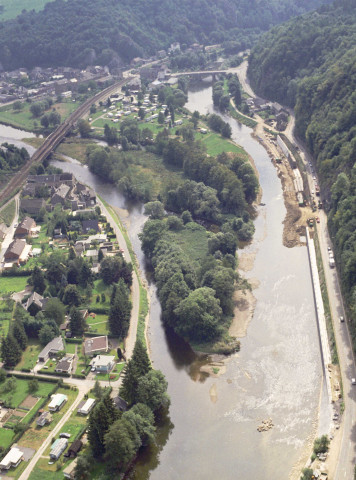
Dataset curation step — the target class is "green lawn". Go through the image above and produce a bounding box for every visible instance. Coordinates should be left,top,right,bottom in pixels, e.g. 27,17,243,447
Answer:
0,276,29,294
0,199,16,226
16,339,42,370
95,363,124,382
0,378,55,408
86,313,109,335
0,428,15,450
197,131,246,156
65,342,77,354
0,0,59,20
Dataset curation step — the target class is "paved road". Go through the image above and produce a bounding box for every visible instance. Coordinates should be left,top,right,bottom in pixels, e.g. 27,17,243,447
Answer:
0,194,19,265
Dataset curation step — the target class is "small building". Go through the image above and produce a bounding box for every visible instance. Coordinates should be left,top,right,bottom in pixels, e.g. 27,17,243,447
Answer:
84,336,109,356
82,219,100,234
85,249,99,261
36,411,52,427
0,447,24,470
38,336,65,362
24,292,49,316
90,355,115,373
14,216,37,238
0,223,7,240
63,458,77,479
48,393,68,412
113,396,128,412
55,356,73,374
50,438,68,460
51,184,71,206
66,440,82,458
78,398,96,415
4,239,26,263
20,198,46,216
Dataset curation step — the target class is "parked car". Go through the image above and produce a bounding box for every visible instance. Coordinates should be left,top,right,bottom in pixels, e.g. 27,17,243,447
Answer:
340,316,344,322
352,378,356,385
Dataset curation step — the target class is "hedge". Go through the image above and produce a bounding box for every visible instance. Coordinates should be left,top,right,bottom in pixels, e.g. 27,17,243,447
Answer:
1,269,33,277
89,307,109,314
6,372,58,383
65,338,83,344
38,370,70,377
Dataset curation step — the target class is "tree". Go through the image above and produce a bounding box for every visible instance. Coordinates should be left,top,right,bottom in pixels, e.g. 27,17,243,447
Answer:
125,403,155,445
120,340,151,404
13,101,23,111
39,324,56,346
108,279,131,337
44,298,66,326
62,284,80,306
104,418,140,472
31,266,46,294
313,435,330,454
30,103,43,118
99,256,132,286
28,378,39,393
78,119,91,138
158,111,165,124
40,114,49,128
1,334,22,367
144,201,165,219
88,394,119,458
12,320,28,350
136,370,170,412
92,380,104,400
174,287,223,342
74,455,92,480
221,122,232,138
300,469,314,480
0,368,6,383
69,307,85,336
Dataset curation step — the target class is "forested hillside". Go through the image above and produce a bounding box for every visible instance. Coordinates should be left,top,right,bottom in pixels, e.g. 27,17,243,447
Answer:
0,0,331,70
248,0,356,348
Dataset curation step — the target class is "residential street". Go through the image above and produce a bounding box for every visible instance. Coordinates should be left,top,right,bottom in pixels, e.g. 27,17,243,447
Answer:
0,193,19,265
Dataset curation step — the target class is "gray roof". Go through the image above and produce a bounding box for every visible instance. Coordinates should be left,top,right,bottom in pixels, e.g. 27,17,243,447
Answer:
38,336,64,360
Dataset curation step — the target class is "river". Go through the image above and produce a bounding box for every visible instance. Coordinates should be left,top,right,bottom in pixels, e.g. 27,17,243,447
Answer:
0,83,324,479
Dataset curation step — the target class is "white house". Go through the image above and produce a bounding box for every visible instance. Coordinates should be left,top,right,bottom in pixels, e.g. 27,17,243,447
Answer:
0,447,24,470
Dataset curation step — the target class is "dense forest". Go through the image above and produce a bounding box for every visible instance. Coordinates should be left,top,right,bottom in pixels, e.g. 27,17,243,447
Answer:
248,0,356,348
0,0,331,70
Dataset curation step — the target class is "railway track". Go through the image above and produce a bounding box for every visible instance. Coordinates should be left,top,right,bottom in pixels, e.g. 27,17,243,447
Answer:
0,77,129,204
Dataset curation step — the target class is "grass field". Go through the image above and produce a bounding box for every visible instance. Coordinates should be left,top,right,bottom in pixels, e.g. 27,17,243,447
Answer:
0,428,15,450
56,140,96,164
197,131,247,156
167,221,209,267
0,99,78,132
0,0,58,20
0,199,16,226
16,340,42,370
0,378,54,408
0,299,12,337
86,313,109,335
0,276,29,294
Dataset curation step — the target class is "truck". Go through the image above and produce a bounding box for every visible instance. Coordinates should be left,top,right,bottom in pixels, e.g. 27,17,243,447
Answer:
315,185,320,196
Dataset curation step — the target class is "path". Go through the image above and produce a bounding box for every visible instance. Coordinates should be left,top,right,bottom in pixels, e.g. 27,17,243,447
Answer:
96,197,140,360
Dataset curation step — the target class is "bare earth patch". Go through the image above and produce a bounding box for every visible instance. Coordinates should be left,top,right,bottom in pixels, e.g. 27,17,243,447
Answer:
19,395,39,410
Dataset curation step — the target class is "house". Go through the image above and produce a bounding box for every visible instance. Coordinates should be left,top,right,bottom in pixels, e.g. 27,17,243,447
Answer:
78,398,96,415
66,440,82,458
4,239,30,264
85,249,99,261
20,198,46,216
36,411,52,427
90,355,115,373
38,336,64,362
55,356,73,374
63,458,77,479
84,336,109,356
81,219,100,234
113,396,128,412
24,292,49,316
50,438,68,460
48,393,68,412
51,184,71,206
0,447,24,470
14,216,36,238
